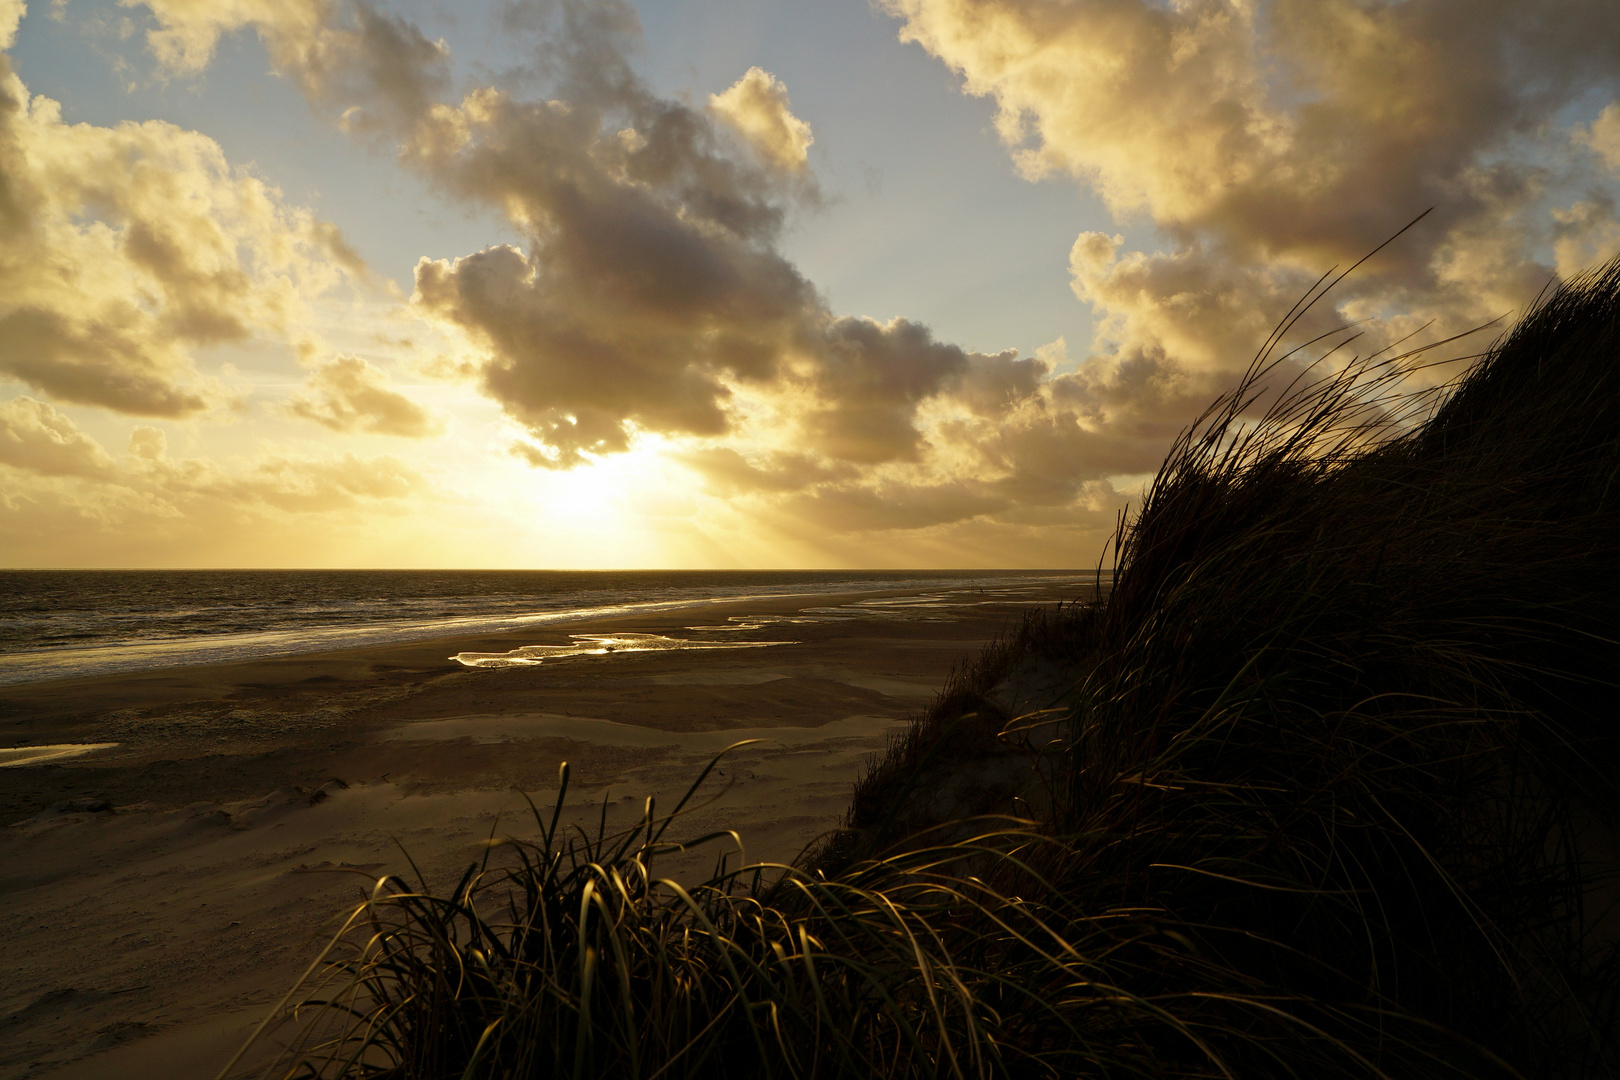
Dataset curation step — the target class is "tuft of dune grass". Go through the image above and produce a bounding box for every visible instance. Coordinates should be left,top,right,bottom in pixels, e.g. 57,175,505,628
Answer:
240,256,1620,1079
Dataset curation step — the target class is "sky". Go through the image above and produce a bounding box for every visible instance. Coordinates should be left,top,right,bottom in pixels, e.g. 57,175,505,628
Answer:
0,0,1617,569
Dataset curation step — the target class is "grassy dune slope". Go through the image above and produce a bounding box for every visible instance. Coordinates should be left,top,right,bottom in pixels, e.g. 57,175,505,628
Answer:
251,259,1620,1079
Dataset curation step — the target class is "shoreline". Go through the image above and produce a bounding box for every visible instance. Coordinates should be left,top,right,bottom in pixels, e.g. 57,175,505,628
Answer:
0,578,1087,1079
0,570,1102,689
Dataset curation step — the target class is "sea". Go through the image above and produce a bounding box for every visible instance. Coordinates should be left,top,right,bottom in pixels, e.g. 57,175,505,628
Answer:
0,569,1102,687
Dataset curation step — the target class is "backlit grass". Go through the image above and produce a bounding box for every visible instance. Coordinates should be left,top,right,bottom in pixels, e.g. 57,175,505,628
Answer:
237,255,1620,1079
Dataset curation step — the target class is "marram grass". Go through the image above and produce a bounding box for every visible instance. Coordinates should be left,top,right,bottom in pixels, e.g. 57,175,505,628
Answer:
236,256,1620,1079
246,761,1457,1080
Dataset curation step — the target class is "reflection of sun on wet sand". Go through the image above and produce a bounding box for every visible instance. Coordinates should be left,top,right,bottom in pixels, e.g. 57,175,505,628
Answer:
0,743,117,768
0,580,1088,1080
451,631,794,668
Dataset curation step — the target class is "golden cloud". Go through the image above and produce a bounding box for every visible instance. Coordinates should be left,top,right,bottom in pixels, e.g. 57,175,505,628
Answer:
109,0,1620,552
0,396,117,477
1579,103,1620,175
285,356,443,438
710,67,814,171
0,37,363,417
112,0,1242,543
0,396,430,560
879,0,1620,468
132,0,448,132
882,0,1617,261
0,0,21,50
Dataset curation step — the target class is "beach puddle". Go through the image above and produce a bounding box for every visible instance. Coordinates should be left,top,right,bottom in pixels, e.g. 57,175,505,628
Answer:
0,742,119,767
451,633,793,668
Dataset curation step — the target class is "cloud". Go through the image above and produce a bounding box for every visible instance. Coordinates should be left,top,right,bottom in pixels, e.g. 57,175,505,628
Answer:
128,425,166,460
0,396,117,477
132,0,449,132
0,36,362,416
883,0,1620,258
881,0,1620,439
411,224,806,466
798,317,969,463
125,0,1617,556
1579,103,1620,174
106,415,427,514
216,451,423,511
677,446,852,496
0,452,429,564
0,391,430,562
0,0,21,50
777,480,1009,533
946,346,1047,418
0,396,431,569
119,0,1164,546
129,0,329,74
1552,195,1620,280
709,67,813,171
398,38,992,471
285,356,442,437
124,0,871,464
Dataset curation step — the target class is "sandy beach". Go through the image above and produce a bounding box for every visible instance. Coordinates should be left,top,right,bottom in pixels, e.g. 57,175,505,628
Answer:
0,580,1089,1079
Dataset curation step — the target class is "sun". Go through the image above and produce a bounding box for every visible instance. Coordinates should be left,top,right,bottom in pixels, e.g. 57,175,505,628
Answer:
464,439,700,568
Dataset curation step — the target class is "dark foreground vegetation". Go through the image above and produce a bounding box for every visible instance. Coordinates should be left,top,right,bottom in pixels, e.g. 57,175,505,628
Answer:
241,259,1620,1078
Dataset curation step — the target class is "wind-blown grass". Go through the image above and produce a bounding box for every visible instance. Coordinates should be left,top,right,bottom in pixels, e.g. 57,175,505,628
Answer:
239,256,1620,1079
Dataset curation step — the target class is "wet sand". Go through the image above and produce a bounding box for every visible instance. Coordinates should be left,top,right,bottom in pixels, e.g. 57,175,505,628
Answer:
0,580,1089,1079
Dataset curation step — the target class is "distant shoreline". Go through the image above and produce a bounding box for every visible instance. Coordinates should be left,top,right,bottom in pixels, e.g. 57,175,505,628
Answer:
0,569,1105,688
